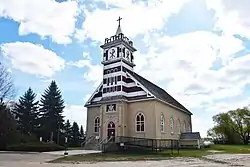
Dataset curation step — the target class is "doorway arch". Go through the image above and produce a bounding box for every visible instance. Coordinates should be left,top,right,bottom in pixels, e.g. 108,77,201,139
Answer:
107,121,115,142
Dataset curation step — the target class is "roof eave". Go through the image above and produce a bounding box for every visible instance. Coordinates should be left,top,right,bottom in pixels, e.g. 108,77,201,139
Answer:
156,98,193,115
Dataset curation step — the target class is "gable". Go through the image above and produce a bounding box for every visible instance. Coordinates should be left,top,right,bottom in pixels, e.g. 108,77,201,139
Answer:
85,82,103,106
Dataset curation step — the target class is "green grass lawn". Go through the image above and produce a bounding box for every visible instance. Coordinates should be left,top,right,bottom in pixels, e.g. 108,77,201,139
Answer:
51,144,250,163
67,147,84,150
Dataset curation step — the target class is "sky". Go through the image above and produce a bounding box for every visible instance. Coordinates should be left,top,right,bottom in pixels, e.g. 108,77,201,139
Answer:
1,0,250,137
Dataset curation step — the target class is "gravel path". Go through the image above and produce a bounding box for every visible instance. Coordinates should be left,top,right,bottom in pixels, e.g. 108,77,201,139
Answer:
1,152,250,167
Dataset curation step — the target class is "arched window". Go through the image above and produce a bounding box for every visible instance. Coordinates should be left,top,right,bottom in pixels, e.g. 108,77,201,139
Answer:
170,117,174,135
188,122,191,132
136,113,145,132
94,117,100,133
160,113,165,132
183,121,186,132
177,119,181,134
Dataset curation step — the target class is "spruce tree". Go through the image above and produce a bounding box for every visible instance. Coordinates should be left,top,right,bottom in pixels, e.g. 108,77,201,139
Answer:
39,80,65,143
71,122,80,147
80,125,84,138
13,87,39,135
64,120,71,139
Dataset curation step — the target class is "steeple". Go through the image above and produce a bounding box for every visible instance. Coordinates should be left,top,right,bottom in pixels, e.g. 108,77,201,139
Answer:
100,16,137,70
116,16,122,35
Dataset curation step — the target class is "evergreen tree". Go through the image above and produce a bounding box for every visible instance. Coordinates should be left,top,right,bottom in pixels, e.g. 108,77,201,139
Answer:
71,122,80,147
80,125,84,138
79,125,85,145
64,120,71,139
0,99,16,149
39,80,65,143
13,87,39,135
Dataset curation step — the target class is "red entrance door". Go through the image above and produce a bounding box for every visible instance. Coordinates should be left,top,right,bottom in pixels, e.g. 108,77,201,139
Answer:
107,121,115,142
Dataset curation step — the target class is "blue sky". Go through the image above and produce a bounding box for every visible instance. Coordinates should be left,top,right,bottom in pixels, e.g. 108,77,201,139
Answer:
1,0,250,137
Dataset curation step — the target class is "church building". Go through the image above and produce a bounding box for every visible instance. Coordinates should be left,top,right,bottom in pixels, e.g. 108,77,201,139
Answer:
84,17,195,150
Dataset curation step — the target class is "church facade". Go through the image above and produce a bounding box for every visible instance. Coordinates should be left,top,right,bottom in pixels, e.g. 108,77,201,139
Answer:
85,18,193,148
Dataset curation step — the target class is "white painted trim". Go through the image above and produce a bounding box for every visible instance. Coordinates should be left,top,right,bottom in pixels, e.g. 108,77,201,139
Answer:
103,71,125,78
103,60,133,70
86,82,103,104
135,112,146,133
86,97,156,107
126,72,154,97
127,97,155,103
104,61,122,69
103,81,137,88
92,97,102,102
103,90,147,97
94,116,100,133
160,113,165,133
121,61,133,71
170,117,174,135
177,119,181,135
126,91,147,97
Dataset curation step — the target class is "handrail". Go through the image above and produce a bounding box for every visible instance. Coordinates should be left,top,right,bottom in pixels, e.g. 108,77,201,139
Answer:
81,136,95,147
106,136,114,143
99,136,108,145
102,136,116,152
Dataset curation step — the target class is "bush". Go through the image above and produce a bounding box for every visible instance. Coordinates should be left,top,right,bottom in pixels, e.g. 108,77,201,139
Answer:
5,142,64,152
6,132,38,145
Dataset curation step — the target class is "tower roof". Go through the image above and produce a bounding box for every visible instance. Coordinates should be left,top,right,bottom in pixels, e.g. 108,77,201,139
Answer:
116,16,123,35
116,25,122,35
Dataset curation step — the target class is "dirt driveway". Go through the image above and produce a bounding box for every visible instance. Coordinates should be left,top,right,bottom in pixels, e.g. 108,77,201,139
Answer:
1,152,250,167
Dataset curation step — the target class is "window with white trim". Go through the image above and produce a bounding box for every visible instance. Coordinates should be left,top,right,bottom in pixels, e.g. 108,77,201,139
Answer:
188,122,191,132
136,113,145,132
177,119,181,134
160,113,165,132
94,117,100,133
170,117,174,135
183,121,186,132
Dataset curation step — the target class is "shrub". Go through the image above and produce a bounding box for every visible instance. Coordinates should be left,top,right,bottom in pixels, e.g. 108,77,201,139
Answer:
6,132,38,145
5,142,64,152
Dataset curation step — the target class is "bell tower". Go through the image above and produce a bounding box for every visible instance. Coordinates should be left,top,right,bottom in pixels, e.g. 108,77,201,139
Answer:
100,17,137,98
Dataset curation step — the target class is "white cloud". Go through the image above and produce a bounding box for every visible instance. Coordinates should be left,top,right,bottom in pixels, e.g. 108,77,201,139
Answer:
76,0,192,42
192,115,213,137
63,93,92,130
0,0,78,44
64,104,87,130
207,0,250,39
137,31,243,85
1,42,65,77
68,53,102,87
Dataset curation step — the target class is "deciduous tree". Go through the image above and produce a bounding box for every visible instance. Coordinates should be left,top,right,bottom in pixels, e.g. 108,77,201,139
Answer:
209,107,250,144
0,64,15,101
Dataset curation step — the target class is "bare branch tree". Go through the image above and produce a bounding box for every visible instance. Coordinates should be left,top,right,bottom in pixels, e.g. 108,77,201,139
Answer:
0,64,15,101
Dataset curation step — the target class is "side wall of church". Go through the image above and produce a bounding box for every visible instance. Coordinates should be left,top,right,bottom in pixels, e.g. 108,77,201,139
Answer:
86,106,100,139
154,101,192,139
126,100,156,138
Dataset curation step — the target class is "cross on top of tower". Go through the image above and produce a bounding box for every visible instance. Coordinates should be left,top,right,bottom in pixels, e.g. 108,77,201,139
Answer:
116,16,123,35
117,16,122,27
